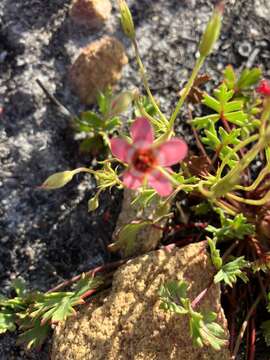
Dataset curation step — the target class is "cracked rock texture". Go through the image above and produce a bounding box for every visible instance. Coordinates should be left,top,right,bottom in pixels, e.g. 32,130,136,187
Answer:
52,242,230,360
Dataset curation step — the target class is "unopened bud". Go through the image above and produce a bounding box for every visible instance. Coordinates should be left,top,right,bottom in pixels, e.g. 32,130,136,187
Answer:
199,2,224,57
40,168,90,190
40,171,76,190
109,89,139,117
88,195,99,212
118,0,135,40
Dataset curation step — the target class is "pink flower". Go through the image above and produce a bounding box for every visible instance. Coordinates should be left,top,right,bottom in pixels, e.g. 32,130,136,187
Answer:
256,79,270,97
110,117,188,196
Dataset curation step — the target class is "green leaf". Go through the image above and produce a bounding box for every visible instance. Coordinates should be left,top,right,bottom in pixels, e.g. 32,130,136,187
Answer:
0,310,16,334
206,212,255,241
223,100,243,113
131,189,157,208
159,280,189,315
236,68,262,90
261,320,270,346
214,256,249,287
224,110,248,126
224,65,236,90
208,238,222,270
202,94,221,112
32,276,101,324
81,111,103,129
213,83,234,104
135,96,158,118
104,117,121,132
195,83,248,129
17,319,51,350
97,90,111,115
190,310,227,350
191,114,219,130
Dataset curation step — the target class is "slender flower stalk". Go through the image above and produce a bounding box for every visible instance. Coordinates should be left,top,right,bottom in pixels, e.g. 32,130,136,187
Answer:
169,55,206,132
132,40,168,126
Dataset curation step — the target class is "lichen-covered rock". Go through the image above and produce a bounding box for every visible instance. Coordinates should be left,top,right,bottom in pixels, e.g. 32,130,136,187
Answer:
52,243,230,360
69,36,128,104
70,0,112,28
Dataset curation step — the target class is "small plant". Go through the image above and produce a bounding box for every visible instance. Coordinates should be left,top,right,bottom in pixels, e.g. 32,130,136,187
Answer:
3,0,270,357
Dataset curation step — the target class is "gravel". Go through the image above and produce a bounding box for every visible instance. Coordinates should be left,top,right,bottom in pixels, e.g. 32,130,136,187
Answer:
0,0,269,358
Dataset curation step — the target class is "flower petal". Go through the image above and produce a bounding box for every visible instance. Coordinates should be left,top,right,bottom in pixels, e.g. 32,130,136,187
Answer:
131,117,154,148
110,138,132,163
123,169,144,190
157,138,188,166
148,170,172,197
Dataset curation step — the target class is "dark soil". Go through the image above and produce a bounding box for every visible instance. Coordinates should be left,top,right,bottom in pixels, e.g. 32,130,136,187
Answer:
0,0,270,359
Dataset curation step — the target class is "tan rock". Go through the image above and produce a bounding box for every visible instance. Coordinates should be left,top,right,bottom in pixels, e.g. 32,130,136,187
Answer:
69,36,128,104
52,243,230,360
112,189,169,257
70,0,112,28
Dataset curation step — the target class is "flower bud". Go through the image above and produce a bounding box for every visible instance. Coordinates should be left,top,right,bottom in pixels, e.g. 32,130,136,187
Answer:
88,195,99,212
199,2,224,57
40,171,76,190
109,89,139,117
118,0,135,40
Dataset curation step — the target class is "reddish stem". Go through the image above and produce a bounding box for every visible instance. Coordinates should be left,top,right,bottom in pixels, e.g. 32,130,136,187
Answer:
248,316,256,360
47,259,126,293
81,289,98,300
191,277,214,309
152,222,208,234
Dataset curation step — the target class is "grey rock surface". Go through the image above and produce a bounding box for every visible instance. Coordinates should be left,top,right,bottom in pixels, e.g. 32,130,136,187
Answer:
0,0,269,359
255,0,270,20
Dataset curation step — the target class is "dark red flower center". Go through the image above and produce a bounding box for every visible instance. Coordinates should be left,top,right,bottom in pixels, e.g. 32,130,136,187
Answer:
132,149,157,173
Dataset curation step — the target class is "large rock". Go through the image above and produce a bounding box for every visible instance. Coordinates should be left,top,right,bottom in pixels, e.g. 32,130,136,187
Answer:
70,0,112,28
52,243,230,360
69,36,128,104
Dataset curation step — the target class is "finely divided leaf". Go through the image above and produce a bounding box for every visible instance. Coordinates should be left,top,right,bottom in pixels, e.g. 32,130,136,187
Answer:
190,310,227,350
214,256,249,287
159,280,189,315
17,319,50,350
208,238,222,270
